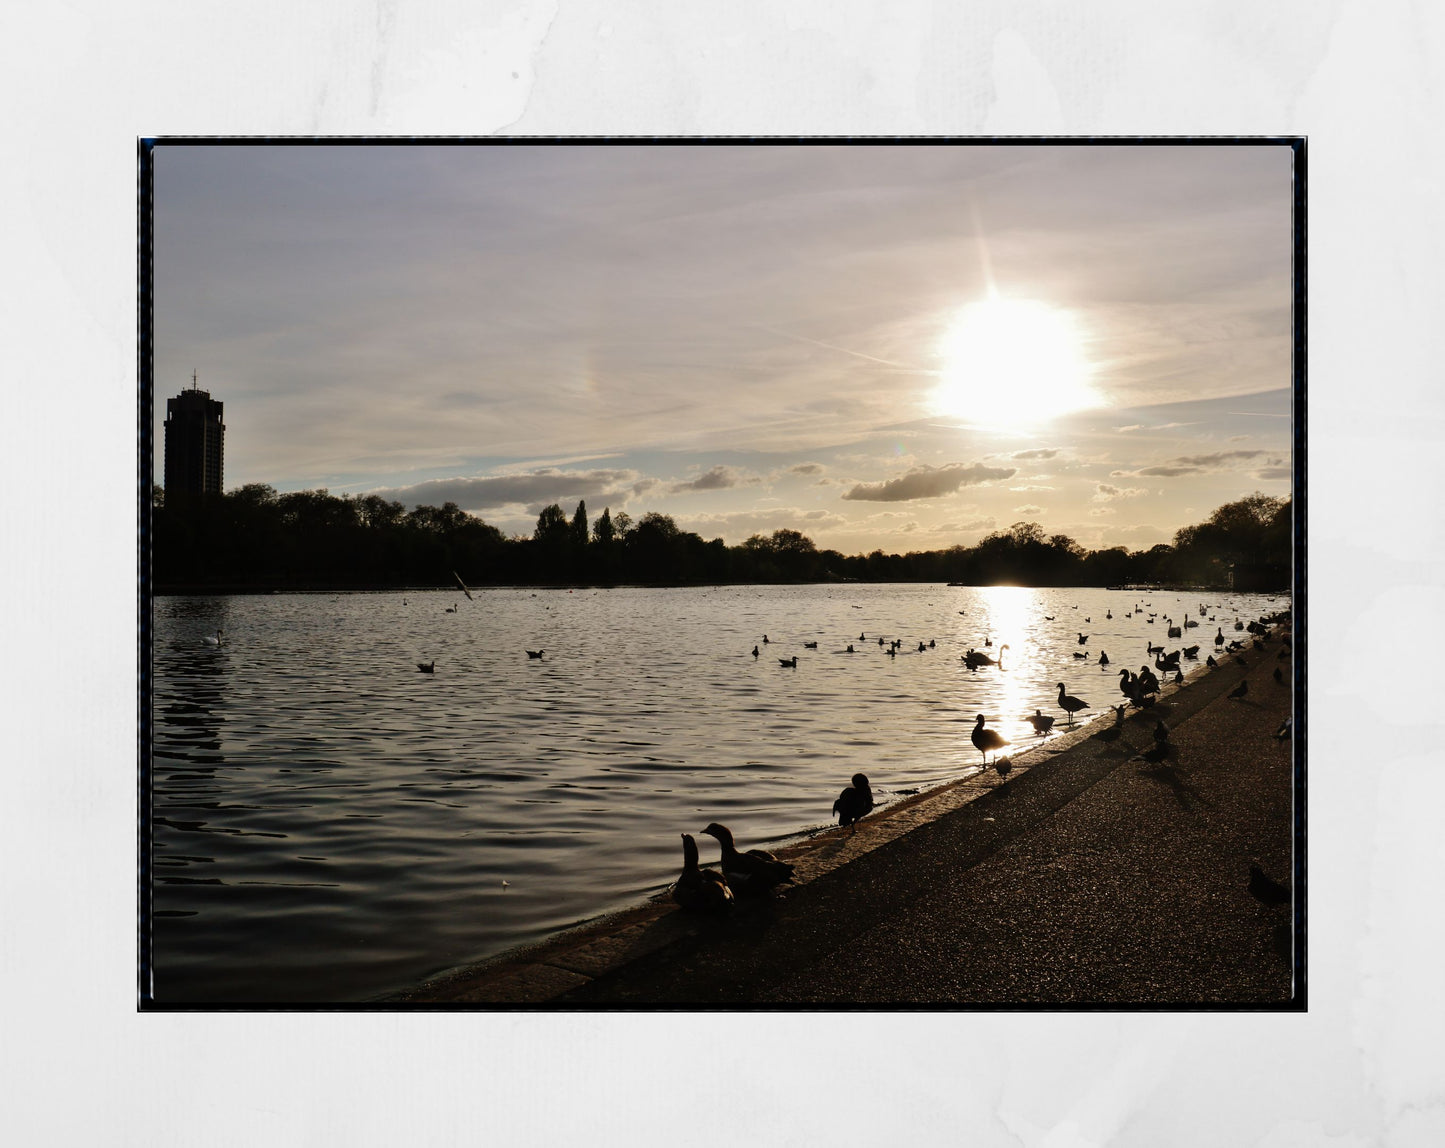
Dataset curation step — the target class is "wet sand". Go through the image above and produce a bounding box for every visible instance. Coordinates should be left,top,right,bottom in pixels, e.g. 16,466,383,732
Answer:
389,627,1296,1006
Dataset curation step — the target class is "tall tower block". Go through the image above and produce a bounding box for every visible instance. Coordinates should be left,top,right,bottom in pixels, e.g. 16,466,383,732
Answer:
164,371,225,496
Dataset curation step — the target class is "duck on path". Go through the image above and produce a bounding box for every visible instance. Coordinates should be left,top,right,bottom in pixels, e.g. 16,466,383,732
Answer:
971,714,1010,766
1056,682,1089,725
673,834,733,913
832,773,875,829
701,823,795,897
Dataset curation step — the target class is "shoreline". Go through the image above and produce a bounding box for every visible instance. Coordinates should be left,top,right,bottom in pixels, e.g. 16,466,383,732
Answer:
385,624,1295,1006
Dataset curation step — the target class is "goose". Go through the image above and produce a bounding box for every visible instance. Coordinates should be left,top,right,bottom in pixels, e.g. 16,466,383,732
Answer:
1137,666,1161,695
1078,633,1089,644
752,645,759,657
779,656,798,667
1056,682,1089,725
763,634,770,643
984,635,993,648
701,823,795,897
1228,679,1248,700
832,773,875,828
1098,651,1110,666
1214,627,1225,646
673,834,733,912
846,644,855,653
971,714,1009,766
416,661,435,673
200,629,224,647
1026,709,1055,735
526,649,545,659
1073,651,1088,659
1248,864,1290,908
1235,620,1245,631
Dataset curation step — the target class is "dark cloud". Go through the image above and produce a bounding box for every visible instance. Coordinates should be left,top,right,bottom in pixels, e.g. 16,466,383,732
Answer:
365,468,643,512
842,463,1016,502
1254,466,1291,480
790,462,824,475
1094,483,1146,501
1011,448,1058,460
1121,450,1270,479
671,465,738,493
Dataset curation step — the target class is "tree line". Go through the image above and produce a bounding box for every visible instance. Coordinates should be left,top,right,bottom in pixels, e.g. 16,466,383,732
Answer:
151,484,1291,592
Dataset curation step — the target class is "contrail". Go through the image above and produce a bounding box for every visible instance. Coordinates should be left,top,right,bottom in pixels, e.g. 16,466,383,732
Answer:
753,324,923,371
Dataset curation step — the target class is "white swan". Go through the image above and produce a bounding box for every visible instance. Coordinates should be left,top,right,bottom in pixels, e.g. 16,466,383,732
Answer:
201,629,224,647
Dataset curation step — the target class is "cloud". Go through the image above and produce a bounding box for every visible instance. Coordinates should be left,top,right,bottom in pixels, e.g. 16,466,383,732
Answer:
1011,448,1058,460
1253,466,1291,480
1117,449,1271,478
789,462,825,476
1089,507,1116,516
842,462,1016,502
364,468,645,512
1014,504,1044,515
1093,483,1147,502
670,465,740,493
1009,484,1055,492
678,506,849,543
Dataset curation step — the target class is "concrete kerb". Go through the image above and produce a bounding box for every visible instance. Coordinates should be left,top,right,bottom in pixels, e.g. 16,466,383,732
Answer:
383,642,1278,1005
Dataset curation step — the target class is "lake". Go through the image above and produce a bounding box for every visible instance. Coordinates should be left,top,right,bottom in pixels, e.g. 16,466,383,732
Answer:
148,582,1286,1002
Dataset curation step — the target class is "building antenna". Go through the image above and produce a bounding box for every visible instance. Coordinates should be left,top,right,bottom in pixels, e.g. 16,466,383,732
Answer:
191,368,198,390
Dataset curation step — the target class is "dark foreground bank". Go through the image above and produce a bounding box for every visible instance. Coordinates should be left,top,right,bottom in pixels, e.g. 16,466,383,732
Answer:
388,632,1297,1007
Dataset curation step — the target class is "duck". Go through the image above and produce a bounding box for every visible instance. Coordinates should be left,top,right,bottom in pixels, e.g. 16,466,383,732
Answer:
701,823,795,897
971,714,1010,766
1092,705,1127,743
526,649,545,659
1182,644,1200,659
983,635,993,648
752,645,759,657
416,661,435,673
832,773,875,828
1106,610,1113,619
1206,654,1217,667
859,633,866,641
1026,709,1055,735
1248,864,1290,908
846,644,855,653
201,629,224,647
1078,633,1089,644
1214,627,1225,646
1057,682,1089,724
763,634,770,643
779,656,798,668
1099,651,1109,666
673,834,733,912
804,641,818,649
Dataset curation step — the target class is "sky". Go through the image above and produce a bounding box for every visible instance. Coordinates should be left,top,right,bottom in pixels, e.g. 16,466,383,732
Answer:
152,142,1294,555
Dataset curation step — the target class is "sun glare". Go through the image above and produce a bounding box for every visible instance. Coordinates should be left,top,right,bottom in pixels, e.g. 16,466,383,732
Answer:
932,299,1098,427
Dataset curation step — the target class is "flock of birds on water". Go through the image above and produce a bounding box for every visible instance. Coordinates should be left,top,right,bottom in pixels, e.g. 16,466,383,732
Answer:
670,596,1293,916
191,582,1293,918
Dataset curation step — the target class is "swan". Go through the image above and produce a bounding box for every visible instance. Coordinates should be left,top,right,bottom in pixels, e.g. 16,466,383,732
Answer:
971,714,1009,766
200,629,224,647
1056,682,1089,724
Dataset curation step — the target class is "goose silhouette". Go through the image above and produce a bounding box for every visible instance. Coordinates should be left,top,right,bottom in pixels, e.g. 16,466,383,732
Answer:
416,661,435,673
701,823,794,897
1026,709,1055,735
832,773,875,828
971,714,1009,766
1056,682,1089,724
673,834,733,912
779,656,798,667
526,649,545,659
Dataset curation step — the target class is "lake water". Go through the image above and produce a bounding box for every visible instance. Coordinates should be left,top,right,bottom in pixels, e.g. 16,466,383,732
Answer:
148,583,1286,1003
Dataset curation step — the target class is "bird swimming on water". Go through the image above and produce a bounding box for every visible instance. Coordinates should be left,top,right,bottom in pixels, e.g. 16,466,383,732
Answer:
752,645,759,657
673,834,733,913
779,656,798,667
833,773,875,828
526,649,545,659
416,661,435,673
971,714,1010,766
201,629,224,647
701,823,795,897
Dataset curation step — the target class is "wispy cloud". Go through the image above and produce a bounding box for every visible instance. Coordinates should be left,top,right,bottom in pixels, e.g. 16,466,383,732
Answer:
842,463,1016,502
1114,450,1268,478
670,465,744,493
1011,448,1059,460
364,468,645,512
1093,483,1147,502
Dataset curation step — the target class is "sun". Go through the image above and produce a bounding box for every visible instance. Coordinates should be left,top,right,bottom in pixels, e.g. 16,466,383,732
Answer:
931,299,1099,427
